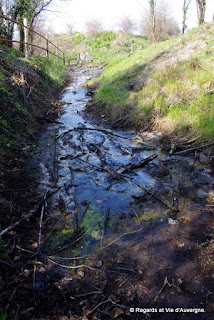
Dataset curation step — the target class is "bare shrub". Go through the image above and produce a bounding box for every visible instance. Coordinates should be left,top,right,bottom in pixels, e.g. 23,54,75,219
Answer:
141,2,180,42
66,23,74,35
85,19,103,37
31,19,54,55
119,16,136,34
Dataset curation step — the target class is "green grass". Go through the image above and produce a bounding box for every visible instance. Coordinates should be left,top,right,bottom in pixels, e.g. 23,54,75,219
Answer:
92,38,175,122
27,55,66,87
0,311,7,320
50,31,149,63
131,56,214,138
91,22,214,139
0,45,67,175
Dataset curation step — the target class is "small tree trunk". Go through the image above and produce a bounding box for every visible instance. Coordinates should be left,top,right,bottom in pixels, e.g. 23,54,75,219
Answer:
196,0,206,25
56,44,59,63
19,25,25,52
150,1,156,42
46,35,49,62
7,22,14,47
29,31,34,54
182,0,187,33
23,18,29,59
182,0,192,33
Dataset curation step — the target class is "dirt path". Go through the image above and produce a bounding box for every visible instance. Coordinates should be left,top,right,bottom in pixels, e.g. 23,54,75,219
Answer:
1,66,213,320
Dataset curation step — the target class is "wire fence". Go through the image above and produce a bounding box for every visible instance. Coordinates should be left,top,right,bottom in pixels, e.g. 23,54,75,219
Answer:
0,14,65,64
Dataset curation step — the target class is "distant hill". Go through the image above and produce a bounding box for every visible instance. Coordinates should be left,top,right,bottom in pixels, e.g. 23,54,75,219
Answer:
48,31,149,61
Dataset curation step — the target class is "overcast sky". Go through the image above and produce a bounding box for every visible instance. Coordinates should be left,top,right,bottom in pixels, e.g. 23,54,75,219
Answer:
44,0,214,34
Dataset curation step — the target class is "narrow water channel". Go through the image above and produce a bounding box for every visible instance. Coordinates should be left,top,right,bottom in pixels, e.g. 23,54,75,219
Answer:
32,65,213,257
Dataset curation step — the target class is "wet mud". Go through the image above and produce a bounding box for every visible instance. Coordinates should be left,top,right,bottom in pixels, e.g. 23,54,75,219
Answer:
17,65,214,319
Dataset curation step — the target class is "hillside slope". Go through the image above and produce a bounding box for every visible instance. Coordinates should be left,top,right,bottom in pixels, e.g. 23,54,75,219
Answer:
0,46,66,226
90,23,214,141
48,31,148,61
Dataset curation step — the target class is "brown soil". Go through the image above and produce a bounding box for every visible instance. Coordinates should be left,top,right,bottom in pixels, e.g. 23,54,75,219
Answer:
0,65,213,320
1,132,213,320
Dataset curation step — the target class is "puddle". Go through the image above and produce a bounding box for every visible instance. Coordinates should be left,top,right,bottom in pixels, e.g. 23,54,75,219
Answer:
31,65,214,257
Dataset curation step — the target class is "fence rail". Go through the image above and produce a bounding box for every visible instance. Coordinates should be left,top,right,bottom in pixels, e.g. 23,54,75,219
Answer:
0,14,65,64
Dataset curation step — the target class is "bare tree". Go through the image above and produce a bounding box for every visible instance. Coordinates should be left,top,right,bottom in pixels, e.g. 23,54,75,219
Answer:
15,0,53,51
66,23,74,35
85,19,103,37
196,0,206,25
182,0,191,33
0,0,19,45
148,0,157,42
141,2,179,42
119,16,136,34
31,18,54,55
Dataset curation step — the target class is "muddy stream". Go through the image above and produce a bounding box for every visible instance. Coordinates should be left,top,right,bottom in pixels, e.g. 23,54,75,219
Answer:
29,65,214,318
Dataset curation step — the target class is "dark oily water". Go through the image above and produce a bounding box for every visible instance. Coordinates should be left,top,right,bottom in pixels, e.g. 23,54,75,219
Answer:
32,65,214,258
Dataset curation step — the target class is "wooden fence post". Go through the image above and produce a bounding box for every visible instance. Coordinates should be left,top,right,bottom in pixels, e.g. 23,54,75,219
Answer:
46,35,49,62
23,18,29,59
56,44,59,63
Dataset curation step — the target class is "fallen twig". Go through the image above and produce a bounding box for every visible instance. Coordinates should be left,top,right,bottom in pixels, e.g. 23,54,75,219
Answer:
70,167,79,231
78,157,102,170
101,226,144,250
70,228,92,246
16,245,36,255
46,254,88,260
135,183,179,212
88,298,109,316
79,126,133,140
74,291,103,298
0,259,15,268
33,193,47,288
46,256,95,270
56,126,132,140
0,219,22,237
0,191,53,238
154,276,174,302
174,141,214,155
117,154,158,174
53,128,58,183
38,194,47,251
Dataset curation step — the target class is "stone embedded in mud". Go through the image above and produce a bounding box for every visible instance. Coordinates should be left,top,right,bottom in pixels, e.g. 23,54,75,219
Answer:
159,135,171,148
196,188,208,199
178,216,191,223
147,163,169,178
93,260,102,268
38,267,46,273
176,242,185,248
168,218,178,225
77,52,93,63
194,174,212,186
209,190,214,198
58,168,68,177
199,152,210,165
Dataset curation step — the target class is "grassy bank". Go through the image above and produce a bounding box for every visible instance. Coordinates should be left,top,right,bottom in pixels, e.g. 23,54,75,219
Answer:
91,23,214,140
49,31,148,62
0,45,66,223
0,46,66,318
0,45,66,162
